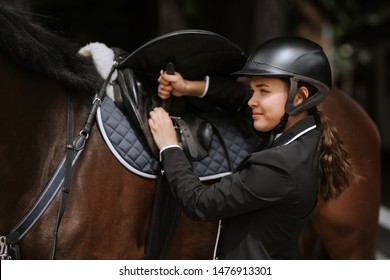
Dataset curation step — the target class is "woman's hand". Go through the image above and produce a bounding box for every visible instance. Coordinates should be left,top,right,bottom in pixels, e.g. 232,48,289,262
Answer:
148,107,178,150
157,70,188,100
157,70,206,100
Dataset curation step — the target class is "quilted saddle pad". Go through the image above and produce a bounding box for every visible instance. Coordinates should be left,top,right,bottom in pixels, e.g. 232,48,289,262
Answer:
97,97,259,181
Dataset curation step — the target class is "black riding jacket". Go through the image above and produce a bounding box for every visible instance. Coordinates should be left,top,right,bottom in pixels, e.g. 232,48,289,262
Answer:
160,77,320,259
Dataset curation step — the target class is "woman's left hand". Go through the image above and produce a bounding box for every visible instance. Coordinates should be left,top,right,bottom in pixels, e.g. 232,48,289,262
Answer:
148,107,178,150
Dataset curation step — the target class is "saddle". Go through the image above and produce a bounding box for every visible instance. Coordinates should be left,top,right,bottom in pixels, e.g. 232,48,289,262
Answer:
88,30,251,259
112,48,213,161
110,50,220,260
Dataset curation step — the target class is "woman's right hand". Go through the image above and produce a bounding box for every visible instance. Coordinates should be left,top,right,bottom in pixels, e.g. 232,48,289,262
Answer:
157,70,188,100
157,70,206,100
148,107,178,150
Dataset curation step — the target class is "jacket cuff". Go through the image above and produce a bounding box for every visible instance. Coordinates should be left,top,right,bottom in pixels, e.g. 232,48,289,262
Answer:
159,145,182,162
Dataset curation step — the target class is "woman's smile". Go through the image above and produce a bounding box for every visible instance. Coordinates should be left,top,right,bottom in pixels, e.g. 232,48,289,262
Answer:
252,111,263,119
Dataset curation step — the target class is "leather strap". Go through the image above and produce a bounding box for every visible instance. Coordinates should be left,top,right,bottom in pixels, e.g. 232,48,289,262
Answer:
3,60,121,259
174,118,200,159
49,92,74,260
144,173,180,259
3,94,83,259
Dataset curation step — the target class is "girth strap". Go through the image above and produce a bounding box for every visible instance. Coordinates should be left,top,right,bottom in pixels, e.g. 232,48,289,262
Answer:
174,118,206,160
144,173,180,259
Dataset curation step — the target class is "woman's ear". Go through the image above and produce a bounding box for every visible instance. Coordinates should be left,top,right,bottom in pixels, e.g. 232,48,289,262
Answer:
293,86,309,106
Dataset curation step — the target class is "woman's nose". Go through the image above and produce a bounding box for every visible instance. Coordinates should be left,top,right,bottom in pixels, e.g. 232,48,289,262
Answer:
248,94,258,108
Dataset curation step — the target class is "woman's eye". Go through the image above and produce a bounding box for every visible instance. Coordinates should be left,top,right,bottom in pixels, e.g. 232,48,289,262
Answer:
260,89,269,94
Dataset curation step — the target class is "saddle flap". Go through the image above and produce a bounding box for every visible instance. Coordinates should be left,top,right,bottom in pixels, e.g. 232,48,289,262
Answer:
114,67,160,157
113,62,214,161
115,67,148,130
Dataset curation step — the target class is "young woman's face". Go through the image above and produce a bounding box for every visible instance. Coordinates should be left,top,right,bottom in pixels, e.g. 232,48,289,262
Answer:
248,77,288,132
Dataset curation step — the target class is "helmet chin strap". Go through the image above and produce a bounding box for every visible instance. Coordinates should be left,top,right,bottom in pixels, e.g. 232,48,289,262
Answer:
264,75,306,149
263,113,289,150
285,77,299,115
275,113,289,133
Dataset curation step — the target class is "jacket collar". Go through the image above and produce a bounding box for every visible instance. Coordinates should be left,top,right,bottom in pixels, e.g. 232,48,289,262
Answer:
272,115,317,147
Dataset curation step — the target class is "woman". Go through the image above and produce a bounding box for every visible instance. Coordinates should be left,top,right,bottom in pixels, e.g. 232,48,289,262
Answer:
148,36,357,259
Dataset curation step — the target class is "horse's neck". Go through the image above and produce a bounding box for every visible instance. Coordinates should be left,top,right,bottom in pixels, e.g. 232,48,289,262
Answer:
0,55,81,225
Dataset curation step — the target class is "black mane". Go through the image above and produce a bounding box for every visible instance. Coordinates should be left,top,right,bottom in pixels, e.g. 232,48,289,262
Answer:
0,4,102,94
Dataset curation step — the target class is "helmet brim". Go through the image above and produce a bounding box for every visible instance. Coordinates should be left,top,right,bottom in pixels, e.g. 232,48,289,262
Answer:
231,63,293,78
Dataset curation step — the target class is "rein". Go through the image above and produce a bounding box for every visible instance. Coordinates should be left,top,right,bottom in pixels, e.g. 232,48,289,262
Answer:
49,91,74,260
0,61,119,260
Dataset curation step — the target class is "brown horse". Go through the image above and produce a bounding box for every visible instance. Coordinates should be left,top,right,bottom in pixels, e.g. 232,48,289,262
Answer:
0,4,217,260
0,4,381,259
299,88,382,259
0,52,217,259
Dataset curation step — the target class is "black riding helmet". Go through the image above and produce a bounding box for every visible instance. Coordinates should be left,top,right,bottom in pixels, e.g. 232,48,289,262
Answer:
233,36,332,116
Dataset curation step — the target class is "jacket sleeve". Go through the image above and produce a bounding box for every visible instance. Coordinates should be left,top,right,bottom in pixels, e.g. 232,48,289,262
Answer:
204,76,255,136
205,76,252,110
161,147,290,221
